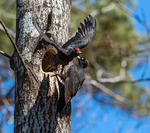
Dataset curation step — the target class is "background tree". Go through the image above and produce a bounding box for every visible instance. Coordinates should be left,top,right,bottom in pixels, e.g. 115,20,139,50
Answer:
71,0,150,116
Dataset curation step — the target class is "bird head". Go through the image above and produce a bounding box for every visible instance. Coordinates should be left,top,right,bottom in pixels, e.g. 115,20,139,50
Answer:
77,56,89,68
74,47,82,55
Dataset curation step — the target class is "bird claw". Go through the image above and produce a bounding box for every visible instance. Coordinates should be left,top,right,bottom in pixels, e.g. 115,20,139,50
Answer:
51,71,59,77
51,71,65,80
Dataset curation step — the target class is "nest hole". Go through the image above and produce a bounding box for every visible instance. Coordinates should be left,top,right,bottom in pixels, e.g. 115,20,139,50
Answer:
42,49,58,72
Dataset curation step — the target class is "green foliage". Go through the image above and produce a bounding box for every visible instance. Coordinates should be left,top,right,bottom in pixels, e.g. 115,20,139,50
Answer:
71,0,149,116
0,0,16,53
71,1,137,74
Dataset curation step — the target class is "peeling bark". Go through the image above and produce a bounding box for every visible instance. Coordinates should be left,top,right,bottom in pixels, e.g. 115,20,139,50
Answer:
14,0,71,132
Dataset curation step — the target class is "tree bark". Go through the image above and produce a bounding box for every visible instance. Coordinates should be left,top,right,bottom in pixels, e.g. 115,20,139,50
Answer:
14,0,71,132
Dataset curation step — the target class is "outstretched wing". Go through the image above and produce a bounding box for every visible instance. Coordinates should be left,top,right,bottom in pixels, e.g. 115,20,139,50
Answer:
62,15,96,49
33,14,68,54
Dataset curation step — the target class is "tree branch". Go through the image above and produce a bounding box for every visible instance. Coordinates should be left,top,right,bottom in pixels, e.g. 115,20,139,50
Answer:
96,59,127,83
113,0,150,30
86,75,129,104
0,77,14,111
0,98,14,107
0,50,11,59
118,78,150,84
97,68,126,83
72,2,115,17
90,80,129,103
0,25,16,39
0,18,28,70
91,3,115,16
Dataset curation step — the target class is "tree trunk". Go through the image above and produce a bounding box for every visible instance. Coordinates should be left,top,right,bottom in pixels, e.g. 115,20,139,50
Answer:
14,0,71,132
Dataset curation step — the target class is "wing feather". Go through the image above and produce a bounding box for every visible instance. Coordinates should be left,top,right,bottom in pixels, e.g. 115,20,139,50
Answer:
62,15,96,49
33,14,68,54
80,23,85,35
65,78,71,104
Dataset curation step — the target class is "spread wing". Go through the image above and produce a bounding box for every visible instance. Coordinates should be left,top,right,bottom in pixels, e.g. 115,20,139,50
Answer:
62,15,96,49
33,14,68,54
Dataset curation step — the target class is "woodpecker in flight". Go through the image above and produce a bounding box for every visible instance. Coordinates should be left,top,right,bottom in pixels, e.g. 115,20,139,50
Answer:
34,15,96,69
64,56,89,104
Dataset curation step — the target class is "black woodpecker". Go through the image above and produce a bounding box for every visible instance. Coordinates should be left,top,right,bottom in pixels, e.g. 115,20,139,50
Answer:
34,15,95,68
64,56,89,104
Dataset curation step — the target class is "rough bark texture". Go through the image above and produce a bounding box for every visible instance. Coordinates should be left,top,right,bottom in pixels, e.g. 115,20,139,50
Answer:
14,0,71,132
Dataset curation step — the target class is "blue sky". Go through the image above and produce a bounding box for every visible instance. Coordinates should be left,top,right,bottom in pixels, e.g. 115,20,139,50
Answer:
130,0,150,87
72,92,150,133
132,0,150,34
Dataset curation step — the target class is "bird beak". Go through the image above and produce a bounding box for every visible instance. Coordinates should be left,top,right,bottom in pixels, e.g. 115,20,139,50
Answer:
77,50,82,54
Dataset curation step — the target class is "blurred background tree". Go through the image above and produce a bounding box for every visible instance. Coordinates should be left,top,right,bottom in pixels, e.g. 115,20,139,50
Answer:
0,0,150,132
71,0,150,116
0,0,15,131
0,0,15,53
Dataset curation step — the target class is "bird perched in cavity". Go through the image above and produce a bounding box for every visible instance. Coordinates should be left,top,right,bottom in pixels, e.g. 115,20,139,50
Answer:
34,15,96,70
64,56,89,104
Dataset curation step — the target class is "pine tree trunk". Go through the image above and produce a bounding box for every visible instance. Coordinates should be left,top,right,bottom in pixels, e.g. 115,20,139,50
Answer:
14,0,71,132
